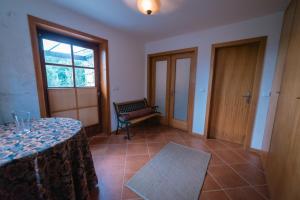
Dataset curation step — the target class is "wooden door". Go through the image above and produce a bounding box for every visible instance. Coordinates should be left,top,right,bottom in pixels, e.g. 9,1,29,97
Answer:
150,56,171,125
261,0,297,166
148,48,197,132
208,39,265,144
38,30,102,132
266,0,300,198
169,53,196,131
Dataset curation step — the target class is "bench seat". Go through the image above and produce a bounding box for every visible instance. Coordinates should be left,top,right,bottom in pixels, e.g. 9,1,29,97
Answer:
127,112,160,124
113,99,160,139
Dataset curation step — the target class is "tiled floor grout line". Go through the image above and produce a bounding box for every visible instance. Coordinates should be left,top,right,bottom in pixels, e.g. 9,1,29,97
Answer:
121,140,128,200
219,146,269,200
229,170,269,200
204,184,258,192
210,147,269,200
203,145,234,200
123,129,149,200
253,186,269,200
90,127,270,200
229,146,266,174
185,138,230,198
231,148,266,174
253,184,268,187
205,170,223,193
253,182,270,199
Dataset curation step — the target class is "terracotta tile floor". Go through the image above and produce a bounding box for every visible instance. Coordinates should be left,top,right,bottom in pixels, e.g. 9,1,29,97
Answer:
89,125,269,200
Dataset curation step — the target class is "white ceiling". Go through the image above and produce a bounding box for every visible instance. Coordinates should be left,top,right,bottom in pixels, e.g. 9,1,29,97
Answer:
46,0,289,41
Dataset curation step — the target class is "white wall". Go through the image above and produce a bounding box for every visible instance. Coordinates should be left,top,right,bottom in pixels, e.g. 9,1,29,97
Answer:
145,13,283,150
0,0,145,130
0,0,284,149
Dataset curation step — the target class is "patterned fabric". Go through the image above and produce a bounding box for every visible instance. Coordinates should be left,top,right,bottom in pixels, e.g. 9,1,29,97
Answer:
0,118,98,200
0,156,41,200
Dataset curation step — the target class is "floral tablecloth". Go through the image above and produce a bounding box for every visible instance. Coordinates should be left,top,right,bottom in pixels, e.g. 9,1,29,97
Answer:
0,118,98,200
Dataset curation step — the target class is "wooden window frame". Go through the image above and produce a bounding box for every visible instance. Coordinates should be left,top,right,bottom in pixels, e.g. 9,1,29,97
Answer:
28,15,111,135
38,29,100,89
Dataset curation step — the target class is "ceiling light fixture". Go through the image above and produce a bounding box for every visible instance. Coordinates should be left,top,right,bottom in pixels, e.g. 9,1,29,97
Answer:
137,0,160,15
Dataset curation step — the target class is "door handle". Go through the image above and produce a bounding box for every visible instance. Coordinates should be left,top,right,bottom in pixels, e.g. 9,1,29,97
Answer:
242,92,252,104
297,97,300,100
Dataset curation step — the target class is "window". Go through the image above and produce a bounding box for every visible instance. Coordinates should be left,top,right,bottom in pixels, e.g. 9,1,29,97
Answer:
37,29,101,128
39,32,97,88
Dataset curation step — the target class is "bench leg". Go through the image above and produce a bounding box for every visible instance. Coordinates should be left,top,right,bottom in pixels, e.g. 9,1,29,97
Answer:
125,124,131,140
116,122,120,135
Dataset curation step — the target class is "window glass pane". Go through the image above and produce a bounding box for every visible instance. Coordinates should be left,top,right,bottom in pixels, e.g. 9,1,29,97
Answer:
75,68,95,87
174,58,191,121
73,45,94,68
46,65,74,87
155,61,168,116
42,39,72,65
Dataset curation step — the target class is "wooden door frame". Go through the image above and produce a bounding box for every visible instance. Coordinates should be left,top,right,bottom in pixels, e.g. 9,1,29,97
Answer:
204,37,267,149
147,47,198,134
28,15,111,136
149,56,171,125
37,29,102,133
169,52,196,131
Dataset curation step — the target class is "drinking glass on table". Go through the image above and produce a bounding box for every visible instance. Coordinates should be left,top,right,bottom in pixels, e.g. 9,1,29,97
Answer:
11,111,31,133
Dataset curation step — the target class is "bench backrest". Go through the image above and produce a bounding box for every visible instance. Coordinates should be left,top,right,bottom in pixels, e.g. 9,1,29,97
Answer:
114,98,149,116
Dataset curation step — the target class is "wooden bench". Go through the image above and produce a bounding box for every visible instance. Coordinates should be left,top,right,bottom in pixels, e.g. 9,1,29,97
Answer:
113,99,160,139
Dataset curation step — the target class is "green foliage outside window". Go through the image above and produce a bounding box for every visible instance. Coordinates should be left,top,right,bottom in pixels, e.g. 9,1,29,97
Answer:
46,65,73,87
75,68,95,87
43,39,95,88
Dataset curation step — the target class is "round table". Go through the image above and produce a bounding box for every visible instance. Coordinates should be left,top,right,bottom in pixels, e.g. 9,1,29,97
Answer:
0,118,98,200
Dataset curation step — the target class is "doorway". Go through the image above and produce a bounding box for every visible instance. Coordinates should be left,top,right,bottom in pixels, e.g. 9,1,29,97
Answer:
205,37,267,147
37,29,102,133
28,15,111,136
148,48,197,133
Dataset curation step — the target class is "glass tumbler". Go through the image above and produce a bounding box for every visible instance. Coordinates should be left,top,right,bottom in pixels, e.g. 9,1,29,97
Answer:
11,111,31,133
